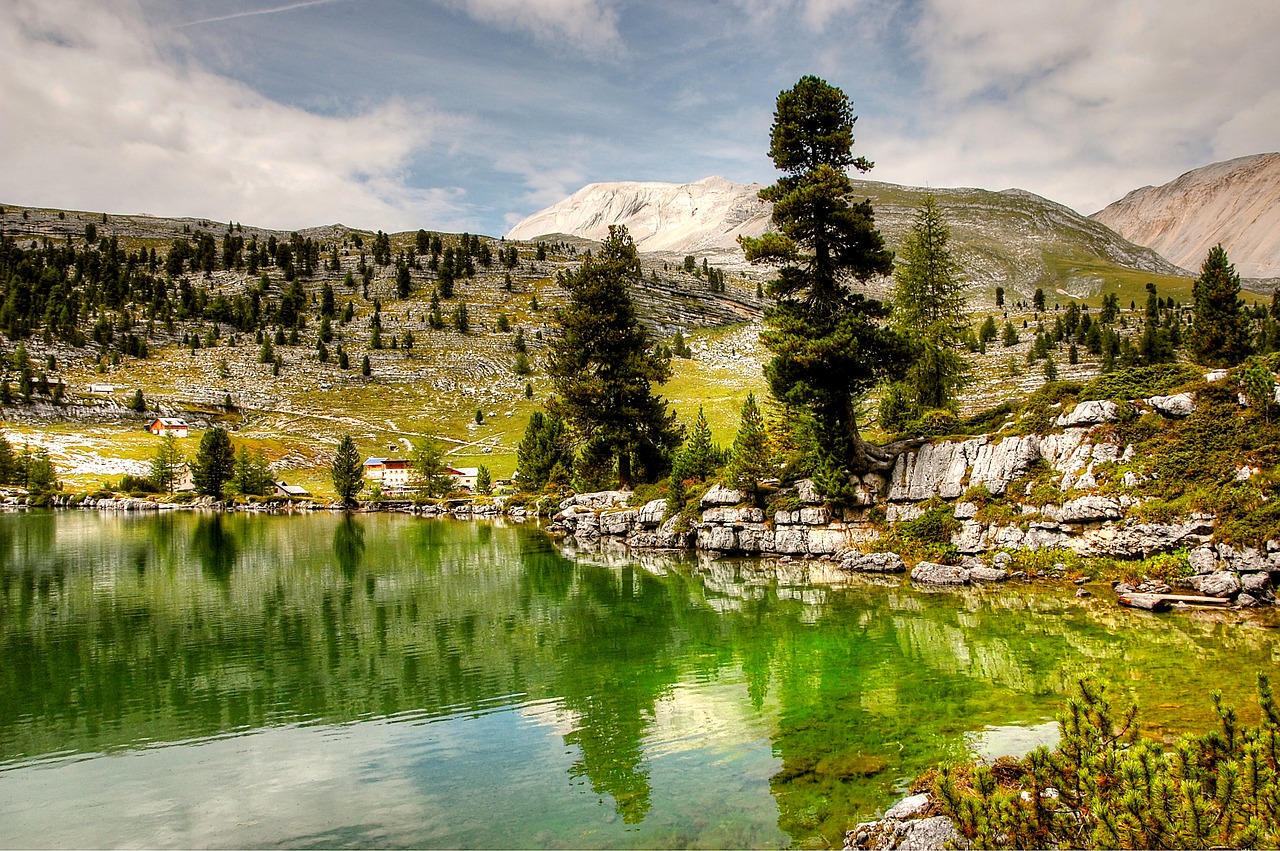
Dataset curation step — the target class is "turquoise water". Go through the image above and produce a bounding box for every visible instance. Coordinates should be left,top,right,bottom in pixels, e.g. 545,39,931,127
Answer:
0,511,1276,848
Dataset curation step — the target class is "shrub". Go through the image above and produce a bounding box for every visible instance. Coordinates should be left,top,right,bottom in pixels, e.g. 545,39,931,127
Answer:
1078,362,1201,401
933,675,1280,849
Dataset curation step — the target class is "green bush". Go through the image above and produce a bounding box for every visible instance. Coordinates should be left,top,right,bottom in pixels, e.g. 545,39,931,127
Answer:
1078,363,1201,401
932,675,1280,849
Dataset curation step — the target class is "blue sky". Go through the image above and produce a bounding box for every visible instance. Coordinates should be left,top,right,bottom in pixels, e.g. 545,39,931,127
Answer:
2,0,1278,236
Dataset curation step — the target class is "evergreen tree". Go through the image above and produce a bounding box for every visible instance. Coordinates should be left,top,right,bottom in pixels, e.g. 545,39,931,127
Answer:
191,427,235,499
891,194,968,413
725,393,772,502
671,406,718,484
411,438,453,497
475,464,491,494
515,410,573,491
547,226,680,487
330,434,364,507
232,446,272,496
150,434,185,494
740,75,911,478
1189,244,1251,367
995,286,1004,307
361,354,371,376
130,389,146,412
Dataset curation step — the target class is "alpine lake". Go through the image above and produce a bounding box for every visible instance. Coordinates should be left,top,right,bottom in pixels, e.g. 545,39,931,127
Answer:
1,510,1278,849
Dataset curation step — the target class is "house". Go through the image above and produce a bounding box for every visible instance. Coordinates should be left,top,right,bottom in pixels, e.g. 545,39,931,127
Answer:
446,466,480,492
273,481,309,498
89,383,115,395
363,457,414,494
149,417,189,437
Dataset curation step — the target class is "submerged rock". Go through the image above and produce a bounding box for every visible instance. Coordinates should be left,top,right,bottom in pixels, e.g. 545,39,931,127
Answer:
842,551,907,573
910,562,970,586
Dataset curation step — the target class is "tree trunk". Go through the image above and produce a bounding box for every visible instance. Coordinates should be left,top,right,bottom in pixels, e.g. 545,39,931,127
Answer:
617,450,633,490
844,398,927,473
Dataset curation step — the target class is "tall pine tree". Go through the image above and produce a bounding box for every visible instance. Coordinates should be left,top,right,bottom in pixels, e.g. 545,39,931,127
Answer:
546,226,681,488
740,75,915,480
1189,244,1251,367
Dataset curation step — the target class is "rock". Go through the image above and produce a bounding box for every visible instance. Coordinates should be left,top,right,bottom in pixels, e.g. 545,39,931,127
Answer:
799,506,831,525
599,509,637,536
1240,571,1272,595
637,498,667,526
883,793,931,821
992,551,1013,568
843,551,907,573
1188,546,1218,575
952,501,978,520
1205,369,1229,382
1119,592,1171,612
969,566,1010,582
1237,592,1259,608
1146,392,1197,417
952,521,986,554
696,524,737,551
1057,495,1122,523
886,503,924,523
795,479,823,505
910,562,970,585
700,484,745,507
702,505,765,524
1076,588,1092,598
1056,400,1118,428
1190,571,1241,598
968,435,1041,495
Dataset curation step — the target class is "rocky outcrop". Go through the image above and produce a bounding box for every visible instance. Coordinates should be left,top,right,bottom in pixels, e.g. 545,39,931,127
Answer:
846,793,967,850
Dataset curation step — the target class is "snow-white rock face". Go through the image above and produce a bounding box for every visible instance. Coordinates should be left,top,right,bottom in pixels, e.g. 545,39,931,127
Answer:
505,176,771,254
1091,152,1280,280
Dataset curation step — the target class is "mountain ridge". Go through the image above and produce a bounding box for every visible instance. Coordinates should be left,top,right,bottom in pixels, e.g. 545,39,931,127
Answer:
1090,152,1280,280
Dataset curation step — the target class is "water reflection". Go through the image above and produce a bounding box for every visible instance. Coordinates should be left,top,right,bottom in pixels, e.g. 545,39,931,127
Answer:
0,512,1277,849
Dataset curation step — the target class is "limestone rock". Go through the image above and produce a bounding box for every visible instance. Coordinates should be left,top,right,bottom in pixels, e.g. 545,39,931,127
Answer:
1147,392,1197,417
1190,571,1241,598
599,509,637,536
883,794,930,821
968,435,1041,495
952,501,978,520
1188,546,1218,574
842,551,907,573
1056,400,1118,428
1057,495,1123,524
1240,571,1273,595
701,484,745,507
1237,592,1259,608
795,479,823,505
637,498,667,526
696,524,737,551
969,566,1010,582
910,562,970,585
702,505,765,524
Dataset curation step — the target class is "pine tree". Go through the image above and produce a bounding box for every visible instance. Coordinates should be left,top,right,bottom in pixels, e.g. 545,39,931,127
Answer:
191,427,236,499
892,194,968,413
726,393,772,502
232,446,272,496
330,434,364,507
150,434,185,494
671,406,718,484
740,76,912,479
476,465,491,494
546,226,680,488
1189,244,1251,367
515,410,573,491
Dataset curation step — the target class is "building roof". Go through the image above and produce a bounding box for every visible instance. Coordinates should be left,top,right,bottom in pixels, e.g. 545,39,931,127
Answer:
273,481,309,496
152,417,189,427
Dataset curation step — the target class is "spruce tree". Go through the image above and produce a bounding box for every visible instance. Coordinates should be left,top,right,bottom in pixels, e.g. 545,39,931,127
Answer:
330,434,364,507
191,427,235,499
740,75,912,478
726,393,772,502
515,410,573,491
1189,244,1251,367
546,226,680,487
150,434,185,494
891,194,968,413
671,406,718,484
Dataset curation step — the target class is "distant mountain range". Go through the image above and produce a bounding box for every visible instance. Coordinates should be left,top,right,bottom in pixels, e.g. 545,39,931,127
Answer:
507,175,1185,300
1090,152,1280,280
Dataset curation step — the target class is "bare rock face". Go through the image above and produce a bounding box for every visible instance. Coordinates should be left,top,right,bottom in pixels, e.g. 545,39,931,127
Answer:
1091,152,1280,280
505,176,771,254
1056,400,1118,428
1147,392,1197,418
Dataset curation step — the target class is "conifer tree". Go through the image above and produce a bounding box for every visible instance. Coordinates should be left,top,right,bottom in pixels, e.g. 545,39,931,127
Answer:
740,75,913,478
546,226,680,487
150,434,185,494
726,393,772,502
671,406,718,484
330,434,364,507
891,194,968,413
515,410,573,491
1189,244,1251,367
191,427,235,499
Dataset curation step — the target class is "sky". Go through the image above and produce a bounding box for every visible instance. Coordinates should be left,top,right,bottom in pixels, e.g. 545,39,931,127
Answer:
2,0,1278,237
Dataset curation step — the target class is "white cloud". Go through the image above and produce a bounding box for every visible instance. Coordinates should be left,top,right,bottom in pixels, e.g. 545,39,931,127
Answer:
867,0,1280,213
0,0,472,231
441,0,622,53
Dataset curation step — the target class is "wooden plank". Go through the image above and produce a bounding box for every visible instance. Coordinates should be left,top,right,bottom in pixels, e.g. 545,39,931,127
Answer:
1117,592,1230,612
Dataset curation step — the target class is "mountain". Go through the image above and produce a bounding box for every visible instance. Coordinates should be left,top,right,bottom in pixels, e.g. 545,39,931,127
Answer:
1090,153,1280,281
505,176,771,254
510,176,1188,301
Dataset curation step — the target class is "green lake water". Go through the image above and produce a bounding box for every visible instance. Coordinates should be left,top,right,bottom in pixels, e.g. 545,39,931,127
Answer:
1,511,1277,849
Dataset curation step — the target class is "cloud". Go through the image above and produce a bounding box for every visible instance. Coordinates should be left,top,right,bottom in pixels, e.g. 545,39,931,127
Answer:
866,0,1280,213
440,0,622,53
0,0,471,231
